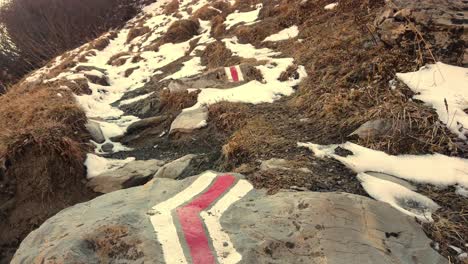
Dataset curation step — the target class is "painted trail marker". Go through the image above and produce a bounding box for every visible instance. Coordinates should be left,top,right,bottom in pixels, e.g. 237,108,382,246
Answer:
150,173,253,264
225,65,244,82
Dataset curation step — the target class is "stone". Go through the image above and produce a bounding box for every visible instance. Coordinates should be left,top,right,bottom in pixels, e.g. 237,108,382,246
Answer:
126,116,167,134
101,143,114,153
87,159,164,193
349,119,394,139
170,107,208,134
84,73,110,86
260,158,311,173
154,154,196,179
85,121,106,144
167,64,263,92
13,172,447,264
365,171,416,191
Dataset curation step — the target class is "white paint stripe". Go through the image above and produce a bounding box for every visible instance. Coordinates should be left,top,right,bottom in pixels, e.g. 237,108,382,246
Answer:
225,67,233,82
235,65,244,82
200,179,253,264
150,172,217,264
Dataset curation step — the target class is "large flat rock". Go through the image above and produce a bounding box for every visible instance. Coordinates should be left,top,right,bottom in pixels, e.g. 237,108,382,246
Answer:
12,172,446,264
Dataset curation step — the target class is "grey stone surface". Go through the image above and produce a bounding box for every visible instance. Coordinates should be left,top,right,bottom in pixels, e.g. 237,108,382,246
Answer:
168,64,262,92
260,158,311,173
127,116,167,134
85,120,106,144
154,154,196,179
350,119,394,139
101,142,114,153
87,159,164,193
365,171,417,191
12,172,447,264
170,107,208,134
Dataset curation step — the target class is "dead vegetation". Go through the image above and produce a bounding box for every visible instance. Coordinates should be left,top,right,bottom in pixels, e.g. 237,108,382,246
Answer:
0,83,94,261
201,41,241,69
163,0,179,15
222,118,287,166
127,26,151,43
163,19,200,44
420,186,468,264
208,102,250,134
158,89,199,113
107,52,133,66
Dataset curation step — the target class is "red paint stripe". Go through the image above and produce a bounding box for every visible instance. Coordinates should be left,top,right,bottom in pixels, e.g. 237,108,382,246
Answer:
230,66,239,82
176,175,236,264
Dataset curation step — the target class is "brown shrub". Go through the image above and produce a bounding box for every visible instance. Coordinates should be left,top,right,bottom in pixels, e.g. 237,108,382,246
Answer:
124,67,139,77
107,51,132,66
210,15,226,39
164,0,179,15
91,37,111,51
158,89,199,113
201,41,240,69
0,83,93,261
126,26,151,43
222,118,287,165
193,5,222,21
208,102,250,134
162,19,200,44
53,78,93,95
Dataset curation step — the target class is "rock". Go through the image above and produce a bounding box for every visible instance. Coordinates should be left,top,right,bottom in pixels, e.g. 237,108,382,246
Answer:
85,121,106,144
126,116,167,134
170,107,208,134
84,73,110,86
154,154,196,179
13,172,447,264
349,119,394,139
168,64,263,92
365,171,416,191
87,159,164,193
74,65,107,74
101,143,114,153
260,158,311,173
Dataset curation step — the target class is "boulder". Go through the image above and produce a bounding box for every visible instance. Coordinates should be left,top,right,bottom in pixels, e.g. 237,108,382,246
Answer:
85,120,106,144
13,172,447,264
260,158,311,173
168,64,263,91
349,119,394,139
126,116,168,134
170,107,208,134
154,154,196,179
101,143,114,153
87,159,164,193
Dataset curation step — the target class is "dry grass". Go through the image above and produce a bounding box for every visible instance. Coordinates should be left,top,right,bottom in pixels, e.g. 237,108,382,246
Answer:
162,19,200,44
158,89,198,113
222,118,287,165
208,102,249,134
192,4,222,21
420,186,468,264
201,41,240,69
107,51,132,66
163,0,179,15
126,26,150,43
0,83,90,203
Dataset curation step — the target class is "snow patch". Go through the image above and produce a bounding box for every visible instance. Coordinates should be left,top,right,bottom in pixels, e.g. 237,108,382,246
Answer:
224,7,261,30
85,154,135,178
263,26,299,42
397,62,468,140
324,3,338,10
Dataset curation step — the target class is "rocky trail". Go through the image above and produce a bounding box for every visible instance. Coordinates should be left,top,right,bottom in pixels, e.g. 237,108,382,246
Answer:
0,0,467,263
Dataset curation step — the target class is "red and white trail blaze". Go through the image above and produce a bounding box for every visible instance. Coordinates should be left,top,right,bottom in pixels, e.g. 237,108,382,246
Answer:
150,172,253,264
225,65,244,82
